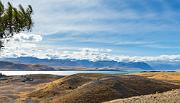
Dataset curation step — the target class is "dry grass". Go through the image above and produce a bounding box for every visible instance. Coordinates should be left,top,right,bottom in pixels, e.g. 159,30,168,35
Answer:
133,72,180,85
1,72,180,103
0,74,62,103
105,72,180,103
23,73,180,103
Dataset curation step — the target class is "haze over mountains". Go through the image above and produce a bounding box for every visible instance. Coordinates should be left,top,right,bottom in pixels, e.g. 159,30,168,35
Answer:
0,61,55,71
0,57,152,71
0,57,179,71
147,61,180,70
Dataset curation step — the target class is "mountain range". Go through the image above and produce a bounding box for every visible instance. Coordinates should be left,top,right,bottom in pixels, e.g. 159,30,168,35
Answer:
0,57,153,71
1,57,180,71
0,61,55,71
147,61,180,70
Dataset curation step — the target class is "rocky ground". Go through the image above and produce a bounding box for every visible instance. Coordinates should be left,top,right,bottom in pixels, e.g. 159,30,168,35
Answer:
105,89,180,103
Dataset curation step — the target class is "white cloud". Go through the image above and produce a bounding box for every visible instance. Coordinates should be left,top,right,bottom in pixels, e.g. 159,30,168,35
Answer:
1,41,180,62
0,32,179,62
111,55,180,62
13,33,42,42
1,33,43,58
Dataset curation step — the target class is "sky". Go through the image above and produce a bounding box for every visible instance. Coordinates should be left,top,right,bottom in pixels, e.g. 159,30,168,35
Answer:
1,0,180,62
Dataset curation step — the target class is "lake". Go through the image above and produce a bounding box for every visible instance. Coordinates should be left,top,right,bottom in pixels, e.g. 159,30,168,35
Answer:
0,70,144,76
0,70,177,76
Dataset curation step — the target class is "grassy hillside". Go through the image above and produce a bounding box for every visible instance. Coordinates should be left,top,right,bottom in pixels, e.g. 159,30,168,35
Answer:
21,73,180,103
133,72,180,85
0,74,62,103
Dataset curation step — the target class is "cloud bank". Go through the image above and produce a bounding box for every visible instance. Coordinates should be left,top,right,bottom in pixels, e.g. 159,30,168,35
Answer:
1,39,180,62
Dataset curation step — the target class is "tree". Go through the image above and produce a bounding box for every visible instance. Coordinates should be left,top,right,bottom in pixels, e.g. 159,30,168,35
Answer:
0,1,33,48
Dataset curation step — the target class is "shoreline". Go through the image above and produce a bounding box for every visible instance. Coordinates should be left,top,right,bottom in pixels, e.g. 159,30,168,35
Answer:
0,70,179,76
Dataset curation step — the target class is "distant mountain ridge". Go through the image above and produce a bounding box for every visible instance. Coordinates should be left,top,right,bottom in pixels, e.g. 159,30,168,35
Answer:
0,61,55,71
0,57,152,70
147,61,180,70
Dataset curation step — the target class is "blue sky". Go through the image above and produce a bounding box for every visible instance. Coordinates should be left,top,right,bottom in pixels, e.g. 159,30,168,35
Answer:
1,0,180,61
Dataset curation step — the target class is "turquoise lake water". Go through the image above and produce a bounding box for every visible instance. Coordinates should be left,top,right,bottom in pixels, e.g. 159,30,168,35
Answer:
0,70,143,76
0,70,177,76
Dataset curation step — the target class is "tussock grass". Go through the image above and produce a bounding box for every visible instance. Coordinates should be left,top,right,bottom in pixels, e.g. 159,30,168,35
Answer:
24,73,180,103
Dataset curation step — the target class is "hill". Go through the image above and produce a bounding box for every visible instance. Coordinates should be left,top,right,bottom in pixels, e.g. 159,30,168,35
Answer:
0,74,62,103
105,72,180,103
20,73,180,103
134,72,180,81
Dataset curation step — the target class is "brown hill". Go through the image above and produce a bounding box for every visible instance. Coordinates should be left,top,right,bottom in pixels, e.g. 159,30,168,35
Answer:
21,73,180,103
0,74,62,103
105,72,180,103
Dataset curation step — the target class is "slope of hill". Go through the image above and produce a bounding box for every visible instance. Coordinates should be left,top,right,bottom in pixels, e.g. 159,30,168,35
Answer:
21,73,180,103
1,57,153,70
134,72,180,82
105,72,180,103
0,74,62,103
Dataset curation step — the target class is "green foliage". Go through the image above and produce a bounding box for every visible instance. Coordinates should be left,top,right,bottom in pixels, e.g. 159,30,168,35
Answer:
0,1,33,47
